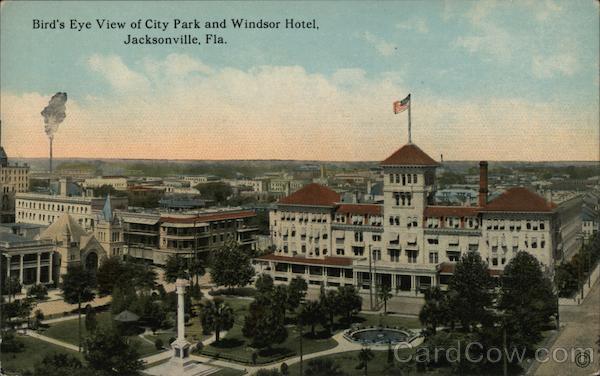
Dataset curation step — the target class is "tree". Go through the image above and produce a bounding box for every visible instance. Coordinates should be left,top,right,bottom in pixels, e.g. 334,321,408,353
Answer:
61,264,96,351
164,255,190,283
304,358,346,376
85,305,98,333
554,262,579,297
377,284,392,314
255,273,274,296
242,300,287,349
357,347,375,376
286,277,308,314
210,242,255,292
271,285,289,321
336,285,362,324
196,182,233,204
96,256,125,296
419,287,448,335
30,353,108,376
319,287,339,332
111,284,137,316
499,251,557,352
84,326,144,376
447,252,494,331
3,276,22,303
200,298,235,342
298,300,322,337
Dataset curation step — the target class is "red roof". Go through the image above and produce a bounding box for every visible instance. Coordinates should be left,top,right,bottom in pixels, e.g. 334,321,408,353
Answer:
279,183,340,207
160,210,255,224
424,206,479,217
381,143,439,166
256,253,353,267
481,187,556,213
336,204,382,216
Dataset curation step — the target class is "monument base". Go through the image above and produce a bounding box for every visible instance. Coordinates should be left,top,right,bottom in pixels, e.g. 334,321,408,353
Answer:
145,356,219,376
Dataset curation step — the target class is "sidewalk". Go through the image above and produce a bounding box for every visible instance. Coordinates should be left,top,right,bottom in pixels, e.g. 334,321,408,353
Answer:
25,329,80,352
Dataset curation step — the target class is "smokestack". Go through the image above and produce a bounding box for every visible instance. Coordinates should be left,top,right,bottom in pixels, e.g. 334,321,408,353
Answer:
41,92,68,176
49,138,53,174
479,161,488,207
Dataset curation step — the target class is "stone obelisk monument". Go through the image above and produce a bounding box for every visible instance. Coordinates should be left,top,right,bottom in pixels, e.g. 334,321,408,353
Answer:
146,278,217,376
170,278,192,366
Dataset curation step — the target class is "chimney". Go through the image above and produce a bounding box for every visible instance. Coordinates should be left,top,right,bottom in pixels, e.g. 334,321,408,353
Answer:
59,177,68,196
479,161,488,207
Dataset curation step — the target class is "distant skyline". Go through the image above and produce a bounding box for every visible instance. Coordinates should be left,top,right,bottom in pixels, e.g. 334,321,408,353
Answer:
1,1,598,162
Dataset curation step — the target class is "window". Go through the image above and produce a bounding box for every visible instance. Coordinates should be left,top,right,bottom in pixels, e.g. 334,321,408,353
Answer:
402,174,406,185
354,232,363,242
540,222,545,230
389,249,400,262
429,252,438,263
372,249,381,261
526,222,531,230
353,247,364,256
492,258,498,266
336,248,345,255
413,174,418,184
406,250,418,263
407,174,412,184
427,238,439,244
372,234,381,241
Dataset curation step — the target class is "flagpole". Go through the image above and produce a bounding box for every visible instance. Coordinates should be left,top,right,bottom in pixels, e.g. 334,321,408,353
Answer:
408,94,412,144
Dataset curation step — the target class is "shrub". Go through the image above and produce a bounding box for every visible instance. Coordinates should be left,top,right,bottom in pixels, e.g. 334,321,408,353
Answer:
154,338,164,350
27,284,48,300
280,362,289,375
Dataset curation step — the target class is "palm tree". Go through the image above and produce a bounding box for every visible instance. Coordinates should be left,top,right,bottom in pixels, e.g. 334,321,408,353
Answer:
377,284,393,314
357,347,375,376
298,300,322,337
304,358,346,376
201,298,234,342
419,286,447,335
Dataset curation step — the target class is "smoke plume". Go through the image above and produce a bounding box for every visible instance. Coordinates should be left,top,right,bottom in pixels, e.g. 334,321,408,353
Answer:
41,92,68,139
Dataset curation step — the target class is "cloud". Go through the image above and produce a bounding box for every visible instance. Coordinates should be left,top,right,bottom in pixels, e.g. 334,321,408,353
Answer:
362,32,396,57
532,53,578,78
87,54,150,93
453,22,512,62
1,54,597,161
396,18,429,34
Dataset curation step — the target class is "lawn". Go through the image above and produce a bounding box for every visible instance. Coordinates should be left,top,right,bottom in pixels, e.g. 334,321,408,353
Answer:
42,311,165,357
199,297,337,364
286,349,416,376
0,335,83,374
353,312,421,329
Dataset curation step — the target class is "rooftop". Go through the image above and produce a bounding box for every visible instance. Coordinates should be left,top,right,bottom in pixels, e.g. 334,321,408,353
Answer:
380,143,439,167
336,204,382,216
279,183,340,207
481,187,556,213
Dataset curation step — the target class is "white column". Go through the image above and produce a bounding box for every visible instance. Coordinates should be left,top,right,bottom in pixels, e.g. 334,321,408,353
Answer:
36,253,41,284
5,255,10,278
391,274,397,294
410,274,416,293
175,278,190,341
19,254,24,284
48,252,54,283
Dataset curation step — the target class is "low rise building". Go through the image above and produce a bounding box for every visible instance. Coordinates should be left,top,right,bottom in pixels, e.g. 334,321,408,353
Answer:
0,123,30,222
120,209,259,265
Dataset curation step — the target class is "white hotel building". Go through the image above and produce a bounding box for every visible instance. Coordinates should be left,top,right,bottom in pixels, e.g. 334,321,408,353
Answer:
257,143,559,295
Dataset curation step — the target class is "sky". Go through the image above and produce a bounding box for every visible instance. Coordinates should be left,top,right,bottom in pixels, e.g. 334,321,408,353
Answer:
0,0,598,161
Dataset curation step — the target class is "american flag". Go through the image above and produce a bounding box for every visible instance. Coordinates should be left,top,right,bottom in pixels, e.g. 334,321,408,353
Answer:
393,94,410,114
